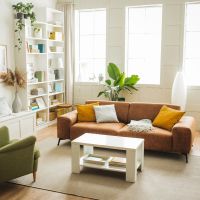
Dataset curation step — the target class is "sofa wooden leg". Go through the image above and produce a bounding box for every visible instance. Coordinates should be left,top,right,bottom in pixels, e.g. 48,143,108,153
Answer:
57,139,61,146
184,153,188,163
33,171,36,182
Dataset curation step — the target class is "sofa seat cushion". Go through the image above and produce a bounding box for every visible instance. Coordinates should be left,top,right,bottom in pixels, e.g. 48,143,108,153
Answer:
70,122,125,140
118,125,173,152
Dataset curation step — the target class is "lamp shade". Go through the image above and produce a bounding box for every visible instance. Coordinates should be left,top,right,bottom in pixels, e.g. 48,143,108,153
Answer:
171,72,187,110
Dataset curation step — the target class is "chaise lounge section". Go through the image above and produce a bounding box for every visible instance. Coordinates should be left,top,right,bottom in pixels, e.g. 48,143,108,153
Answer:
57,100,196,162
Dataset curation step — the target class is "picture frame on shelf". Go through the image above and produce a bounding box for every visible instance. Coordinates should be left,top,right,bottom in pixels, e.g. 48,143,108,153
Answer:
0,45,7,72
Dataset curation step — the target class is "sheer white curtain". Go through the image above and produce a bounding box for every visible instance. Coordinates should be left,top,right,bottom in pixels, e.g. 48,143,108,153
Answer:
57,1,74,105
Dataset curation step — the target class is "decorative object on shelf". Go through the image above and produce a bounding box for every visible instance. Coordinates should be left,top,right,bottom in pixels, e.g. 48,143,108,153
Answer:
48,69,55,80
35,71,45,82
97,63,140,101
98,73,104,83
0,69,26,113
12,2,37,50
171,71,187,110
49,31,62,41
54,69,61,80
38,44,45,53
0,45,7,73
33,25,42,38
30,88,45,95
49,58,64,68
12,91,22,113
55,82,63,92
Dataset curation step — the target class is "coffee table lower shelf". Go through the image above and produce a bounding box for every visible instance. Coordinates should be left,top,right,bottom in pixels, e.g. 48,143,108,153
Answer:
80,156,141,173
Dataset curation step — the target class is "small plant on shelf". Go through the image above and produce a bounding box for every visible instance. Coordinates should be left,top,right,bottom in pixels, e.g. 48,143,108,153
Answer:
12,2,37,50
97,63,140,101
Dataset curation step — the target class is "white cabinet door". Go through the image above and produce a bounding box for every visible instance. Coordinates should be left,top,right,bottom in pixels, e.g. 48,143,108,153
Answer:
4,121,21,140
20,114,35,138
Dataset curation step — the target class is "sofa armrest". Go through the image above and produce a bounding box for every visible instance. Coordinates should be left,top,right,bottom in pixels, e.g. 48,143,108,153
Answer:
172,116,196,154
57,110,78,140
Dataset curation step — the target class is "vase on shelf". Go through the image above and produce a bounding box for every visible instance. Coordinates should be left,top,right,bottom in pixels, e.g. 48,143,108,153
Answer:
12,91,22,113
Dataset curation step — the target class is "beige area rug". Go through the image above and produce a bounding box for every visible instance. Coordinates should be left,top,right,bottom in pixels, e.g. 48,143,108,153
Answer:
12,138,200,200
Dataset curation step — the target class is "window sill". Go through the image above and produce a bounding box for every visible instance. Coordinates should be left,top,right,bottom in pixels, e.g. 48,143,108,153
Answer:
74,82,104,86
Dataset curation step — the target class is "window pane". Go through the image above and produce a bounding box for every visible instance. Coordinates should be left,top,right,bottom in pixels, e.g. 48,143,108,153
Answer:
94,11,106,34
75,9,106,82
184,3,200,86
94,36,106,58
80,36,93,59
80,11,93,35
126,6,162,85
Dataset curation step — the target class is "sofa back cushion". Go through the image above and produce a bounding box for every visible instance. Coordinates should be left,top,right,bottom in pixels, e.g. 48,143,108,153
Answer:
86,100,130,123
128,103,180,122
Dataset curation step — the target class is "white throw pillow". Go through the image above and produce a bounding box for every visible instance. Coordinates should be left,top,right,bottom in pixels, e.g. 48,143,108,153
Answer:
94,104,119,123
0,97,12,116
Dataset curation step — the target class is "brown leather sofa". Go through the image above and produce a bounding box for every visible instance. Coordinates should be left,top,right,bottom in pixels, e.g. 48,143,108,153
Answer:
57,100,196,162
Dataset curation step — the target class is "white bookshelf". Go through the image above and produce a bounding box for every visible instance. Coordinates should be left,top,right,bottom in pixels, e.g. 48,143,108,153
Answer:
15,7,65,129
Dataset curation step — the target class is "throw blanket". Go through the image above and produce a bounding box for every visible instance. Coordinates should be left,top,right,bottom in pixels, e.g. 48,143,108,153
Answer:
127,119,153,132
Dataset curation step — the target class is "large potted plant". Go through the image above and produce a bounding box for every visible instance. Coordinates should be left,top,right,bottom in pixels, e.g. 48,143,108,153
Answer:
97,63,140,101
12,2,37,50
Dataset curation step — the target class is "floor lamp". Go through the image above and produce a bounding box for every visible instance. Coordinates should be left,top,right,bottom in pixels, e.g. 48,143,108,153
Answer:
171,71,187,110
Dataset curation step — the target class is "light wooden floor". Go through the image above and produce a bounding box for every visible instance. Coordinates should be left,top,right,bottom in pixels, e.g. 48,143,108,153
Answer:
1,124,199,200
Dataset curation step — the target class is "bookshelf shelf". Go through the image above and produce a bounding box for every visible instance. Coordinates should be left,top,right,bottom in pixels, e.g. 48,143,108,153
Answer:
28,94,48,99
49,91,64,96
15,8,65,129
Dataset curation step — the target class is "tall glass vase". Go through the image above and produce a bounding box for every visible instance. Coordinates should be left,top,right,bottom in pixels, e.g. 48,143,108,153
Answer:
12,91,22,113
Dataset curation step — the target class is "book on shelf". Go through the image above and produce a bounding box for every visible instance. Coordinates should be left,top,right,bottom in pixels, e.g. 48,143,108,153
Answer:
83,154,110,165
36,97,46,109
109,157,126,167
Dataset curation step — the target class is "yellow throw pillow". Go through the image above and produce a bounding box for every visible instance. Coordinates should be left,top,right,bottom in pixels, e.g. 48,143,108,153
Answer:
77,102,99,122
153,105,185,131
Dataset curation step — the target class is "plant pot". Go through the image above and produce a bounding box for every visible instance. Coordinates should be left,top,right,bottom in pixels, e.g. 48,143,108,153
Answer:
24,14,28,19
118,97,125,102
16,12,24,19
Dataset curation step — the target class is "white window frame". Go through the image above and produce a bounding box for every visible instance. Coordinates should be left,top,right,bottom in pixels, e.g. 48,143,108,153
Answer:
125,5,163,85
74,8,107,84
183,2,200,87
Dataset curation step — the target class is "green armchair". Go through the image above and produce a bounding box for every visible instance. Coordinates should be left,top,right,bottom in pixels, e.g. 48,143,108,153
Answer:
0,126,40,183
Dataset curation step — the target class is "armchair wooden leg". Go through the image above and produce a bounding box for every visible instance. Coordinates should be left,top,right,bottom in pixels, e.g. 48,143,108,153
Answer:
33,171,36,182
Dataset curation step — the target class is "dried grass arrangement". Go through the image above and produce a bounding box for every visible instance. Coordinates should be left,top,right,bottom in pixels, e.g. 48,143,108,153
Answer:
0,68,26,88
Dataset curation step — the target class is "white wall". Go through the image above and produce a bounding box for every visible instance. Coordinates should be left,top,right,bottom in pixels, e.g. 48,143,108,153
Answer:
73,0,200,130
0,0,57,107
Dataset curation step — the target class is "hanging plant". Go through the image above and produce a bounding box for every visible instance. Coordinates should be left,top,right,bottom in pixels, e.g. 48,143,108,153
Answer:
12,2,37,50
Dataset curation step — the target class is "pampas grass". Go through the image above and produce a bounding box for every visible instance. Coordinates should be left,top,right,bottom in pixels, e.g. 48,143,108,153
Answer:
0,68,26,88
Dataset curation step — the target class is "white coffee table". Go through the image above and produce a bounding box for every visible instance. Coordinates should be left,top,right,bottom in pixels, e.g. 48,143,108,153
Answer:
71,133,144,182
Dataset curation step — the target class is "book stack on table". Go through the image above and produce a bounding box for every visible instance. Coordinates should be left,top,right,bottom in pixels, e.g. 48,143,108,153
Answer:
109,157,126,167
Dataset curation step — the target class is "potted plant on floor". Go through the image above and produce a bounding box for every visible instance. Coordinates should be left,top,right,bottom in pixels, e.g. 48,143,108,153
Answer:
97,63,140,101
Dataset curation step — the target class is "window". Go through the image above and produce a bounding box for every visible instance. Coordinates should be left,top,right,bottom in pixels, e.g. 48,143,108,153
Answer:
125,5,162,84
75,9,106,82
184,3,200,86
